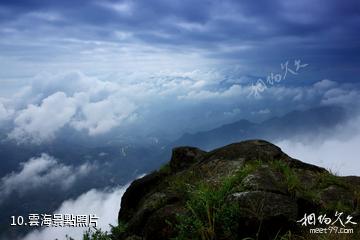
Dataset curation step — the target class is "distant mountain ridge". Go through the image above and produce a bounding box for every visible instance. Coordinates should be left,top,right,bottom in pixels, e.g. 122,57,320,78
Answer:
171,105,348,150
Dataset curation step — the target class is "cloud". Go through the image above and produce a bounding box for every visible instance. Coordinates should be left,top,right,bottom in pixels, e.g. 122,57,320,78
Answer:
313,79,337,90
96,1,134,16
179,77,360,108
0,0,359,82
71,95,137,136
8,92,77,144
6,72,140,143
276,116,360,176
3,68,360,144
0,153,94,201
5,70,221,142
179,84,245,100
21,184,130,240
0,100,13,121
1,1,359,137
255,108,270,115
321,88,360,106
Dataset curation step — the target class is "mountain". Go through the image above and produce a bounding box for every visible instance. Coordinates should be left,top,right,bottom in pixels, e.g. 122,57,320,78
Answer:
113,140,360,240
171,106,348,150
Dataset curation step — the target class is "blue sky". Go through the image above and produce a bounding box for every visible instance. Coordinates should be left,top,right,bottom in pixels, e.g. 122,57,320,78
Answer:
0,0,359,142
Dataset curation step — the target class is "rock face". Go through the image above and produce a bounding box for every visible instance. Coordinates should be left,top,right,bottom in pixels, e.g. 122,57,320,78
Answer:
117,140,360,240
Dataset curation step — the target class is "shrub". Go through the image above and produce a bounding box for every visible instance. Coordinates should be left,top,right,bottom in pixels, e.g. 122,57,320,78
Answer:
173,161,260,240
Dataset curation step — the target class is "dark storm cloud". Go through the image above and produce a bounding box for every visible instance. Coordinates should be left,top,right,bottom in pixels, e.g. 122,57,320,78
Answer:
1,0,359,42
0,0,359,82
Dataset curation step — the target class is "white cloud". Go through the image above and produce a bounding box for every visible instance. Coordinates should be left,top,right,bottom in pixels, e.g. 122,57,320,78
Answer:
253,108,270,115
21,184,130,240
29,71,98,102
4,69,360,144
71,96,137,136
6,70,222,142
7,72,140,143
8,92,77,144
276,116,360,176
0,154,94,201
179,84,246,100
322,89,360,106
313,79,337,90
224,108,241,116
96,1,133,15
0,101,14,121
177,78,359,107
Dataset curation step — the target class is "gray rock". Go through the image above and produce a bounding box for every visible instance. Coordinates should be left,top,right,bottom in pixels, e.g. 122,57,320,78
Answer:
241,165,287,194
230,191,298,220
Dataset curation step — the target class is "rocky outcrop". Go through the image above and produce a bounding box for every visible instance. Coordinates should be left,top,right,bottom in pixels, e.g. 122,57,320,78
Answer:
117,140,360,240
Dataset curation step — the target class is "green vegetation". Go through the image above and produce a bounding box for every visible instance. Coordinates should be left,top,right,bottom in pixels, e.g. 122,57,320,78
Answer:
167,159,359,240
95,159,359,240
172,161,260,240
355,190,360,211
167,169,199,197
159,163,172,175
82,223,127,240
83,228,110,240
270,160,321,202
325,200,353,213
271,160,301,197
110,222,128,239
317,171,348,189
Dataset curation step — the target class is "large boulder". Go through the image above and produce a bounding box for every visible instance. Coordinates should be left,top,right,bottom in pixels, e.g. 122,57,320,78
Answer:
169,146,205,172
117,140,360,239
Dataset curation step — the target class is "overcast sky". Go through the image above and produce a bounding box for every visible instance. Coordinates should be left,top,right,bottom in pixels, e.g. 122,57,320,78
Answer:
0,3,360,239
0,0,359,141
0,0,359,79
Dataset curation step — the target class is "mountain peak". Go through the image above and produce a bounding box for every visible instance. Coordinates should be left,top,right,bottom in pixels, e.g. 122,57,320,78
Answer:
116,140,360,240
